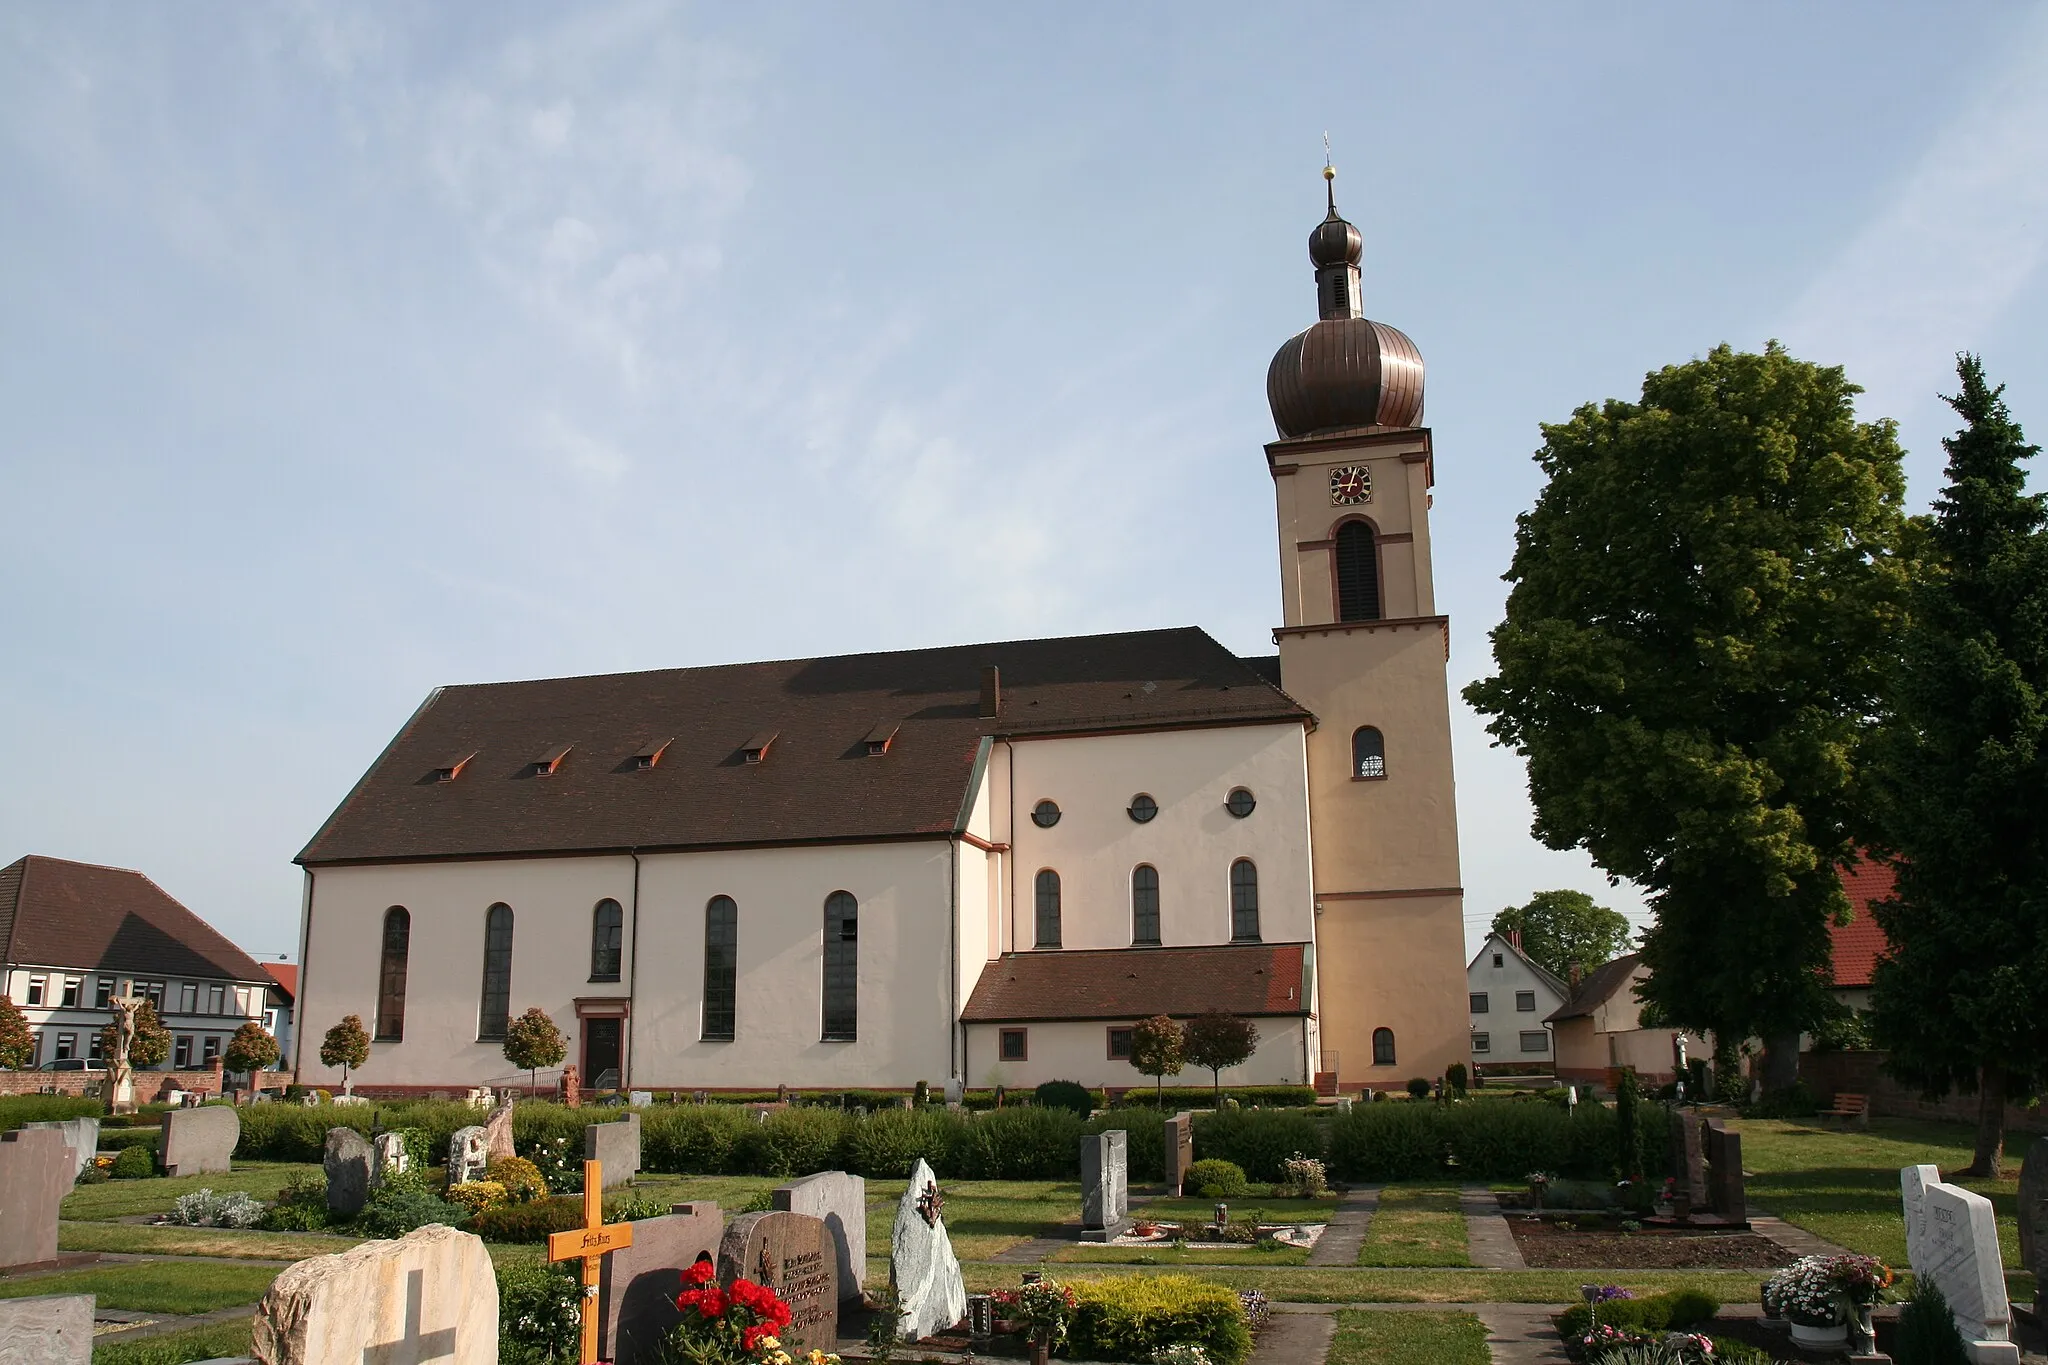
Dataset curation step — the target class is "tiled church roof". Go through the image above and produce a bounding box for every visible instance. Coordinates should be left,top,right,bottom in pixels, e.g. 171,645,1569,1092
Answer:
299,627,1309,865
0,855,271,985
961,943,1312,1022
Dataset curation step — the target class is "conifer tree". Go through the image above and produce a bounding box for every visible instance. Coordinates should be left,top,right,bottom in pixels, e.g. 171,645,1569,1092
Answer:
1867,356,2048,1177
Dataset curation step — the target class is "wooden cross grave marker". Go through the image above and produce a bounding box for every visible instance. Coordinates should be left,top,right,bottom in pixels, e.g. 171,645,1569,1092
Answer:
546,1159,635,1365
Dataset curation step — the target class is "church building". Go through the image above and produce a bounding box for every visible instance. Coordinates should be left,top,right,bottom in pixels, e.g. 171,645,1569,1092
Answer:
292,176,1470,1097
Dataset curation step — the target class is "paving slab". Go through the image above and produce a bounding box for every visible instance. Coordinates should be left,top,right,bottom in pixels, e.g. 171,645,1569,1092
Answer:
1249,1309,1334,1363
1747,1207,1855,1258
1473,1303,1571,1363
1307,1185,1380,1267
1463,1186,1527,1269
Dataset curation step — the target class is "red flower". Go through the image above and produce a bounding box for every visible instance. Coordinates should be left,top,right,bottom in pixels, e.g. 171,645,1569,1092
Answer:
676,1288,703,1312
742,1324,772,1351
697,1287,727,1319
683,1260,716,1287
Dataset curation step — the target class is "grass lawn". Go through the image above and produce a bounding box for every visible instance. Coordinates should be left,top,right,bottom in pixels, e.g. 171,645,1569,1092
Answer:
0,1262,279,1314
1355,1185,1469,1267
95,1319,255,1365
1049,1243,1310,1266
1327,1309,1490,1364
610,1173,783,1212
959,1264,1770,1302
58,1221,359,1259
874,1179,1080,1261
61,1162,315,1222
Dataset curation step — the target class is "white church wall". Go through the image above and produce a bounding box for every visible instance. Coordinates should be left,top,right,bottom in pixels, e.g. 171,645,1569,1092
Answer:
1003,723,1314,953
965,1018,1309,1090
954,765,995,1073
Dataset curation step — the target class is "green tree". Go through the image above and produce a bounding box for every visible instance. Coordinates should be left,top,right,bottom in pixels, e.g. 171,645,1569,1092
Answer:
1465,344,1909,1089
502,1007,567,1093
103,1001,171,1071
1181,1013,1260,1105
320,1014,371,1094
0,996,34,1071
223,1021,281,1076
1491,890,1633,978
1128,1014,1185,1103
1866,356,2048,1178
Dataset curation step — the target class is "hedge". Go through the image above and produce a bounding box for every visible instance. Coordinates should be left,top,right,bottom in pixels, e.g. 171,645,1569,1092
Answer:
1111,1086,1319,1109
0,1095,106,1132
1190,1109,1326,1182
1324,1096,1671,1182
1068,1274,1253,1365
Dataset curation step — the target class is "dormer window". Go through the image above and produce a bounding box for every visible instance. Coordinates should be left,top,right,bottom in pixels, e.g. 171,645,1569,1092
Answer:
632,738,673,771
433,752,477,783
864,721,899,757
742,731,778,764
533,744,571,776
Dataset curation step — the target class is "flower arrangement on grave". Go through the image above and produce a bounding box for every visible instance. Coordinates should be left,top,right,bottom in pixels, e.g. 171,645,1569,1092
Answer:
1277,1152,1329,1198
994,1277,1077,1363
1759,1254,1893,1328
1527,1170,1556,1208
669,1260,839,1364
1151,1346,1215,1365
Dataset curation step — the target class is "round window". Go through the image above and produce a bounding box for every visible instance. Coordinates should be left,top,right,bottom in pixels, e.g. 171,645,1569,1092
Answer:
1127,793,1158,824
1031,799,1062,829
1225,787,1257,819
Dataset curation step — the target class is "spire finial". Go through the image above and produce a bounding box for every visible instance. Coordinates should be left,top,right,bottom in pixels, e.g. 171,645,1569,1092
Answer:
1322,132,1337,215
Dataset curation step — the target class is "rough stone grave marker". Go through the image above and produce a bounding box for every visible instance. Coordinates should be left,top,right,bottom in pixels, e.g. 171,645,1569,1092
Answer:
446,1126,489,1187
597,1202,721,1365
21,1118,99,1184
0,1129,70,1269
1902,1165,2019,1363
160,1105,238,1177
1163,1112,1195,1196
773,1171,866,1303
323,1127,374,1216
2017,1139,2048,1311
372,1131,408,1185
0,1293,93,1365
890,1157,965,1342
585,1113,640,1188
252,1223,497,1365
483,1101,516,1161
717,1210,838,1357
1080,1129,1129,1241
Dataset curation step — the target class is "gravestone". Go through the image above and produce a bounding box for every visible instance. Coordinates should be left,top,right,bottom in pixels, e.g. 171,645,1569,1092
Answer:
944,1078,964,1104
585,1113,641,1188
322,1127,374,1217
372,1131,408,1185
252,1223,497,1365
716,1211,838,1357
773,1171,866,1303
0,1293,93,1365
160,1105,238,1177
1080,1130,1129,1241
1701,1120,1746,1225
1901,1165,2019,1363
1163,1112,1195,1196
598,1201,722,1365
1669,1115,1706,1216
483,1102,516,1161
890,1158,966,1342
21,1118,100,1183
2017,1139,2048,1310
447,1126,489,1187
628,1091,652,1108
0,1128,70,1269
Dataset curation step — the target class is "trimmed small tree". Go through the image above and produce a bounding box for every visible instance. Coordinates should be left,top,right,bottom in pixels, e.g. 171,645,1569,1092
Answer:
1129,1014,1185,1103
1181,1012,1260,1105
320,1014,371,1095
503,1007,567,1094
223,1021,281,1077
0,996,34,1071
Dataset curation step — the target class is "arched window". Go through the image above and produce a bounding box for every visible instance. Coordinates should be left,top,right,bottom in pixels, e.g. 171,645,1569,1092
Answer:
1131,865,1161,946
477,903,514,1042
822,891,858,1041
1353,726,1387,780
1372,1027,1397,1067
375,907,410,1042
590,899,623,981
1335,521,1381,622
1230,860,1261,942
1034,870,1062,948
702,896,738,1042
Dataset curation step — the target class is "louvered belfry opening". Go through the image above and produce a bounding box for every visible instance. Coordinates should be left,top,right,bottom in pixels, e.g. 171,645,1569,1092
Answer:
1335,520,1381,621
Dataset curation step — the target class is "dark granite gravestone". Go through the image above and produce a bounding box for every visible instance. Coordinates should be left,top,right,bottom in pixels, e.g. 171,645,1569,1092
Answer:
586,1113,641,1187
323,1126,374,1216
716,1211,837,1357
160,1105,238,1177
1080,1129,1129,1241
2019,1137,2048,1312
1702,1120,1747,1226
0,1128,71,1269
773,1171,865,1303
1667,1114,1705,1216
597,1201,723,1365
1163,1112,1195,1196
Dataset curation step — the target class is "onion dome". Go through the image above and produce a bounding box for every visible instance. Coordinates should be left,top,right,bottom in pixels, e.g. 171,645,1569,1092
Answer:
1267,167,1424,437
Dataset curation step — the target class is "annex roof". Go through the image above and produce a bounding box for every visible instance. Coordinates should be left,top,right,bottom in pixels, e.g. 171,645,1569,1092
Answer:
1465,932,1570,999
961,943,1312,1023
263,962,298,1002
0,855,271,986
1830,857,1897,990
298,627,1309,865
1544,952,1643,1024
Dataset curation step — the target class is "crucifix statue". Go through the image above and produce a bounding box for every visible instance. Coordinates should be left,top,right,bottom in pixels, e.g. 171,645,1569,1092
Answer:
545,1159,635,1365
105,990,146,1114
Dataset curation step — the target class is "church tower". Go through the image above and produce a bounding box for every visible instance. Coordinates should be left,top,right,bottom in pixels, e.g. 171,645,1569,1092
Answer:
1266,168,1469,1088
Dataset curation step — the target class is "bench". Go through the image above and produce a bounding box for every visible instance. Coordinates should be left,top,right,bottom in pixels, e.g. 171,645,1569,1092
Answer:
1818,1092,1870,1127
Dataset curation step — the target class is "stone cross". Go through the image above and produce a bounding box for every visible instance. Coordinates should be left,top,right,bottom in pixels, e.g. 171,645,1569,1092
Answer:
546,1159,635,1365
372,1131,408,1185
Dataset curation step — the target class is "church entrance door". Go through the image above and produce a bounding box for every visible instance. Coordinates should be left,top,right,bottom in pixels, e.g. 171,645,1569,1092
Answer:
583,1018,621,1090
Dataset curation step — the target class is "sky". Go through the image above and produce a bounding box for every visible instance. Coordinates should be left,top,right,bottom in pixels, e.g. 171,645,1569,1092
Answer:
4,3,2047,965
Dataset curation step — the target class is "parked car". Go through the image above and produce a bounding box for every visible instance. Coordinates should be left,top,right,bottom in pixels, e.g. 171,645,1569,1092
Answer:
39,1058,91,1071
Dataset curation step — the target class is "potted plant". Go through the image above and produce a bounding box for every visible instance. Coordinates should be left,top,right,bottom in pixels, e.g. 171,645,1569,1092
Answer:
1762,1254,1892,1348
994,1277,1077,1365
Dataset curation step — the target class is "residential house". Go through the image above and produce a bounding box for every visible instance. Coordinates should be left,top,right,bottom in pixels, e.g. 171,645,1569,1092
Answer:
1465,931,1568,1070
1544,952,1703,1087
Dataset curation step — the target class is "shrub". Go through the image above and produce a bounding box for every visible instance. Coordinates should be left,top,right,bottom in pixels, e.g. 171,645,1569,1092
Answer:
1276,1153,1328,1198
1557,1289,1720,1339
1747,1081,1820,1119
604,1193,669,1222
641,1104,749,1175
1191,1110,1323,1183
1185,1159,1248,1199
99,1128,160,1154
111,1144,155,1179
1893,1278,1971,1365
953,1106,1084,1179
170,1188,268,1228
1446,1062,1468,1094
261,1201,329,1231
1067,1274,1253,1365
446,1181,509,1215
1327,1102,1443,1181
358,1177,467,1238
733,1105,846,1178
486,1156,549,1202
1406,1077,1432,1098
471,1195,586,1244
1034,1080,1096,1119
498,1258,582,1364
842,1107,960,1179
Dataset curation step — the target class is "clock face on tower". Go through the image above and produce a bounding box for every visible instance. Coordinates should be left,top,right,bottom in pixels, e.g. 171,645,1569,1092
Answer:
1329,464,1372,505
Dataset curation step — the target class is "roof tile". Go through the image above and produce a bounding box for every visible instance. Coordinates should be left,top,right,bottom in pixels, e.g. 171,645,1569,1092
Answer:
0,856,270,986
962,943,1310,1022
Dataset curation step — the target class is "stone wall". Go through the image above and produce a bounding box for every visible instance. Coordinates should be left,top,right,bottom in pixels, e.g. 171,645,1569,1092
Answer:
0,1063,290,1100
1800,1050,2048,1134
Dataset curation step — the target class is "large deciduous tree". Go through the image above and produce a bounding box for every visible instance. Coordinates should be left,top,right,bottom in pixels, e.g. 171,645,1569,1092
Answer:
1867,356,2048,1177
1491,890,1633,978
1465,344,1908,1087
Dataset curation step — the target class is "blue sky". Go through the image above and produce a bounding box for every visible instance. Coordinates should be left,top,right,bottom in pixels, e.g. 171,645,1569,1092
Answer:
4,3,2046,963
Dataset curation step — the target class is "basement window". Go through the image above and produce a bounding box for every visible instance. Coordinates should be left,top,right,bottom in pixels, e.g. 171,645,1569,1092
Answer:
632,738,673,770
532,744,572,776
864,721,900,757
433,752,477,783
742,731,779,764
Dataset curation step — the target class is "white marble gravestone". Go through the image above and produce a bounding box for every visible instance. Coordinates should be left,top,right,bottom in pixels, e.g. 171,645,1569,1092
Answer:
21,1119,99,1184
890,1158,966,1342
1080,1129,1129,1241
371,1131,408,1185
1900,1164,2019,1364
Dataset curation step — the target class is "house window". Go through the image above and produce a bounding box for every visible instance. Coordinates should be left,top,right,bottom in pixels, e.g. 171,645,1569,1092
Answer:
61,977,81,1008
1229,860,1260,942
1470,993,1489,1014
1352,726,1387,779
88,1031,104,1062
703,896,738,1042
1107,1027,1134,1060
203,1035,221,1063
477,904,514,1042
1371,1027,1396,1066
1127,793,1158,823
376,907,410,1042
1472,1032,1490,1054
1335,521,1381,621
55,1033,76,1061
822,891,858,1042
207,984,225,1015
1225,786,1257,819
180,983,198,1014
95,978,113,1010
1492,953,1503,968
25,976,44,1006
1131,865,1161,946
1031,799,1061,828
1034,870,1062,948
999,1028,1028,1061
590,899,624,982
175,1035,193,1068
1516,991,1536,1013
142,981,165,1009
1520,1031,1550,1055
